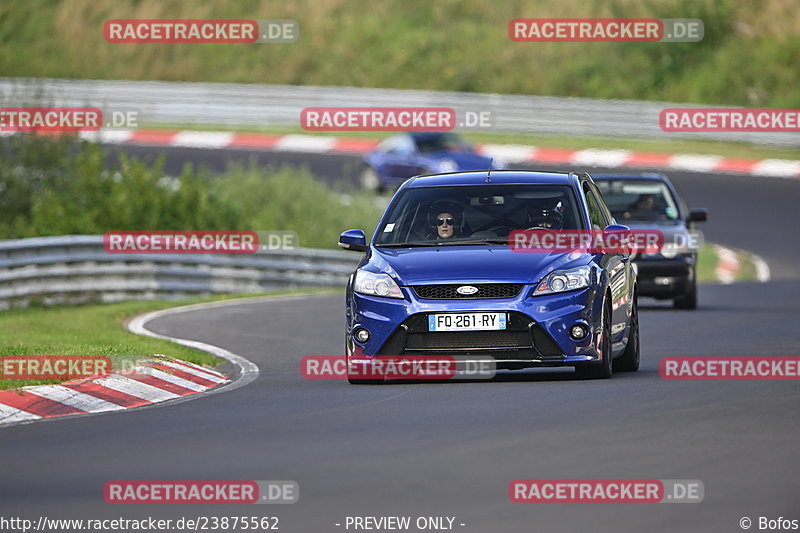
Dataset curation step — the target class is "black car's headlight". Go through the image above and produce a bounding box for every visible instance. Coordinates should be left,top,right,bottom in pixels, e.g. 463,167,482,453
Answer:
641,242,689,259
354,270,404,299
534,265,592,295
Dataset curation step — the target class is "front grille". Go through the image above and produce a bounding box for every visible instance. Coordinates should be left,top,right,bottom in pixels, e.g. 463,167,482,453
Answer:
376,312,564,360
412,284,523,300
406,330,532,350
532,326,563,356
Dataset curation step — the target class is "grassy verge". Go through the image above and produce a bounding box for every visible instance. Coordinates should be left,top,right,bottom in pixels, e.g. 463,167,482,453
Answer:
0,290,332,391
696,244,760,283
1,0,798,107
148,123,800,162
0,134,385,247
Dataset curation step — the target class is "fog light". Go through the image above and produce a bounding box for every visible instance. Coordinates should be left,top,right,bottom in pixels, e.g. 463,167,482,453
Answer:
655,276,674,286
570,324,588,340
354,328,370,343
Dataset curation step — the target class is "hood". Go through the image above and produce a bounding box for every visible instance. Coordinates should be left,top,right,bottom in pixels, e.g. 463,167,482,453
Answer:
369,245,589,285
620,220,691,241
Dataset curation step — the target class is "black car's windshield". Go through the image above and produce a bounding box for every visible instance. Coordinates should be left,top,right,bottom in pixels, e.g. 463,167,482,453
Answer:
595,180,680,222
414,133,471,154
374,184,584,246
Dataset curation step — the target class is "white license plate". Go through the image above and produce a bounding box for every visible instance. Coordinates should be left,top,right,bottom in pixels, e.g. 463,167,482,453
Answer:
428,312,507,332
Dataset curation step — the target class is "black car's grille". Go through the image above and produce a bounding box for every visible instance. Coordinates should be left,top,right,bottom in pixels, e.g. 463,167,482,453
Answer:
376,311,564,360
412,284,523,300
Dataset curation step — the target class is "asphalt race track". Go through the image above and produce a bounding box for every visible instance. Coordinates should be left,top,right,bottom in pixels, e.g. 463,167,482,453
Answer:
2,145,798,532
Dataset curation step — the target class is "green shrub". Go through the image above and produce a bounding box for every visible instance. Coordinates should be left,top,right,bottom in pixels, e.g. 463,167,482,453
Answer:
0,135,383,248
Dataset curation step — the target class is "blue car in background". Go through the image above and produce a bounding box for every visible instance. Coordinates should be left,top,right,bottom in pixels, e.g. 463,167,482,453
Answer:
594,173,707,309
359,132,496,191
338,170,639,383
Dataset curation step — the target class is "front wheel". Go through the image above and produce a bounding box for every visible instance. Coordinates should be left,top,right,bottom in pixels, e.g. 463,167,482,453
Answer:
613,291,640,372
673,276,697,309
575,297,612,380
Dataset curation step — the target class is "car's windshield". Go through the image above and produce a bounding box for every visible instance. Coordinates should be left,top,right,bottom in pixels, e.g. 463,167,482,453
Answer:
374,184,584,246
595,179,680,222
414,133,471,154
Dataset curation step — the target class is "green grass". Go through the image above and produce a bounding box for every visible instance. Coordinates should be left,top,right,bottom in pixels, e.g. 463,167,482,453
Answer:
1,0,798,107
696,244,718,282
0,291,333,391
0,134,385,247
153,123,800,161
696,244,759,283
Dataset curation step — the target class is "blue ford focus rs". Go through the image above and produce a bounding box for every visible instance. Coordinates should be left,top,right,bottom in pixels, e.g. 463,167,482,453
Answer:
339,170,639,383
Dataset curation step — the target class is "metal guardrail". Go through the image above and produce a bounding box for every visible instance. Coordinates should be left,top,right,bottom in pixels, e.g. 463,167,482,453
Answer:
1,78,796,147
0,235,359,309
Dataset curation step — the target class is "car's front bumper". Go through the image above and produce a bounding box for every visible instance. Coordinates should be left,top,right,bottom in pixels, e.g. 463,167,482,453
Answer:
346,285,606,370
634,256,694,298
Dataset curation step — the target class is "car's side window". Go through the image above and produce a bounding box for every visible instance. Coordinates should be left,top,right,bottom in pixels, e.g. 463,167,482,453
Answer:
389,136,416,155
583,183,606,230
378,136,398,153
589,183,614,226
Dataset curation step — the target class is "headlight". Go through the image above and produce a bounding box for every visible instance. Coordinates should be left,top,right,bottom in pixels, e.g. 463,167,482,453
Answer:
354,270,404,299
534,265,592,295
437,159,458,172
647,242,689,259
660,243,680,259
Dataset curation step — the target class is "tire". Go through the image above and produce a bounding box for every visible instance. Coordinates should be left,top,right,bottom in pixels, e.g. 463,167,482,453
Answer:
359,167,382,193
575,297,613,380
613,291,640,372
673,276,697,310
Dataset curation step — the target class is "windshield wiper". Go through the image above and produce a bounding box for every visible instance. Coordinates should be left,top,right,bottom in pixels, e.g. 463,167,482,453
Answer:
375,242,443,247
433,238,509,246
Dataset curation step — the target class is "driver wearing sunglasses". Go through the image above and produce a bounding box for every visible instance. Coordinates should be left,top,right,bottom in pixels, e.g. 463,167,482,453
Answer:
435,212,457,239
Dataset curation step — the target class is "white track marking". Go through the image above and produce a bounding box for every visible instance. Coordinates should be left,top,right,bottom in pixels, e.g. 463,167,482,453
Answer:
90,375,180,402
26,385,125,413
171,131,234,148
0,404,42,424
136,366,212,392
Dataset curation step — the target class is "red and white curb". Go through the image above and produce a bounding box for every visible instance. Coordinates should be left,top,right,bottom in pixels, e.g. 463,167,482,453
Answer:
714,245,742,284
713,245,771,284
0,297,268,428
0,356,228,426
76,129,800,178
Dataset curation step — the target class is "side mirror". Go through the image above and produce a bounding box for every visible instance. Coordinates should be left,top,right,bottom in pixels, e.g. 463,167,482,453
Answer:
603,224,632,251
338,229,368,252
688,208,708,222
